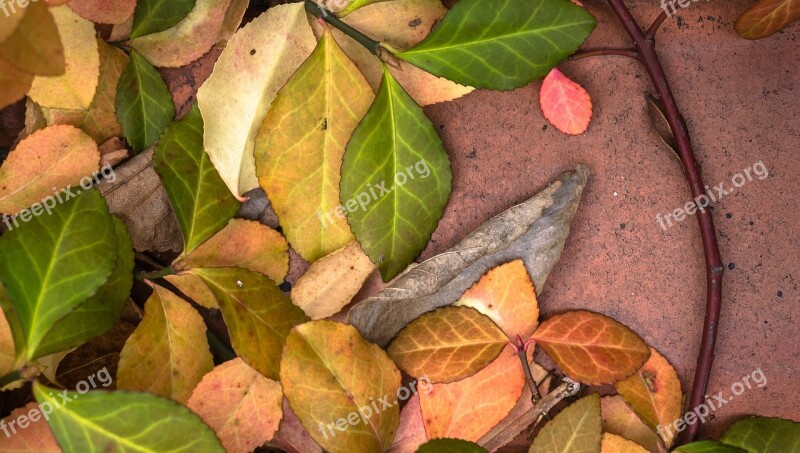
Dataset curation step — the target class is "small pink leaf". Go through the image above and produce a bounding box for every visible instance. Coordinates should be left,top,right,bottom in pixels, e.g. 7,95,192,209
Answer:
539,68,593,135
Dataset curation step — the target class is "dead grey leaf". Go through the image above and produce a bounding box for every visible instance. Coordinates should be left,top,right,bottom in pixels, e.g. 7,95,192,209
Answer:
646,94,680,162
347,165,589,347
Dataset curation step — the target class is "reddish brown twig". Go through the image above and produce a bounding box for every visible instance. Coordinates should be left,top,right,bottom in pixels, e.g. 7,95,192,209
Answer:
602,0,725,444
568,48,639,62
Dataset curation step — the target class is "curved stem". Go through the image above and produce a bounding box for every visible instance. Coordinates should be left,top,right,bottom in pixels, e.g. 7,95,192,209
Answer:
646,10,669,41
304,0,381,55
568,48,640,62
605,0,724,444
0,370,20,388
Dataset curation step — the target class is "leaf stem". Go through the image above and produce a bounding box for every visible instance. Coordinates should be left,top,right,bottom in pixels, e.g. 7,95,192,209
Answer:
136,266,175,281
604,0,724,444
304,0,381,55
515,336,542,402
0,370,20,387
645,10,669,41
568,48,640,62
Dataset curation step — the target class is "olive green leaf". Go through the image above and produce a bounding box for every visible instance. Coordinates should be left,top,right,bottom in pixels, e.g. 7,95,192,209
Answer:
153,104,240,255
193,267,309,380
33,383,224,452
674,441,747,453
130,0,198,39
418,438,488,453
116,50,175,153
33,216,134,358
396,0,597,90
0,189,116,361
721,417,800,453
340,65,451,281
529,393,601,453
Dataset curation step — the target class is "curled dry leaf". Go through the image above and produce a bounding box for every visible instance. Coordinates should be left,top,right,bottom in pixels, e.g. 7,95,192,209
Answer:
387,306,508,383
735,0,800,39
455,259,539,341
419,348,524,442
615,347,683,448
348,166,589,347
291,241,375,320
197,3,317,197
67,0,136,24
281,320,401,453
0,1,65,76
601,433,650,453
0,124,99,215
529,393,602,453
540,68,593,135
388,393,426,453
29,6,100,111
532,310,651,385
272,398,323,453
0,402,60,452
601,395,660,453
188,358,283,453
129,0,249,68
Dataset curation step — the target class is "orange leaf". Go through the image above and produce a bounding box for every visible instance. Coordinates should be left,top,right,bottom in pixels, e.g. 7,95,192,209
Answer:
615,347,683,447
532,310,650,385
387,306,508,383
419,348,524,442
601,395,661,452
735,0,800,39
388,393,427,453
601,433,649,453
188,358,283,453
0,402,61,452
539,68,592,135
455,259,539,340
67,0,136,24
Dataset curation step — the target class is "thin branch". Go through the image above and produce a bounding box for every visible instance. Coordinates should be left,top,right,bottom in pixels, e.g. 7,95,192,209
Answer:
605,0,725,444
646,10,669,41
304,0,381,55
136,266,175,281
515,337,542,402
568,48,639,62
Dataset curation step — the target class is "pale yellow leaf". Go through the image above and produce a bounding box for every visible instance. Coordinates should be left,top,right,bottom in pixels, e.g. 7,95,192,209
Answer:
601,433,650,453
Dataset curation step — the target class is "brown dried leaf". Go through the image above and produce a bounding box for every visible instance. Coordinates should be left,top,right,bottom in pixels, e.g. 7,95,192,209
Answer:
601,396,660,453
349,166,589,347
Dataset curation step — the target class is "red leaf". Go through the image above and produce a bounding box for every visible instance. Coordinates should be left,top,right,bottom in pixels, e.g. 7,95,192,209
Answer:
539,68,592,135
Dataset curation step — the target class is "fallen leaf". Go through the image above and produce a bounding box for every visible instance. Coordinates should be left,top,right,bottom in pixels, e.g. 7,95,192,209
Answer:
601,396,660,453
68,0,136,24
0,289,16,376
348,166,588,347
674,441,748,453
0,0,25,44
455,259,539,341
735,0,800,39
540,68,593,135
338,0,389,16
721,417,800,452
0,57,33,110
388,393,426,453
175,218,289,282
0,1,65,76
255,30,371,262
601,433,649,453
0,402,61,452
193,267,309,380
117,284,214,403
0,125,99,215
273,398,324,453
55,320,137,389
197,3,317,197
615,348,683,447
529,393,601,453
28,6,99,110
130,0,248,68
281,320,401,453
130,0,197,39
291,241,375,319
532,310,650,385
418,439,487,453
165,272,219,309
388,306,508,383
98,136,129,167
188,358,283,453
419,348,524,442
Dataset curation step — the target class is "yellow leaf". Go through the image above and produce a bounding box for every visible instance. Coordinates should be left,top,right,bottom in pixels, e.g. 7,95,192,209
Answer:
117,285,214,403
0,1,65,76
529,394,602,453
255,30,372,262
197,3,317,197
29,6,99,110
601,433,650,453
165,273,219,309
601,395,661,452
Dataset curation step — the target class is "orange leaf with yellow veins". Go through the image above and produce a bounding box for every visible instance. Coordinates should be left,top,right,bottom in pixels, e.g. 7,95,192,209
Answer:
0,1,64,76
530,393,602,453
615,348,683,447
601,433,650,453
601,396,660,452
165,273,218,309
281,320,401,453
735,0,800,39
0,125,99,215
0,402,60,452
455,259,539,341
175,219,289,283
388,393,426,453
540,68,593,135
117,285,214,404
387,306,508,383
67,0,136,24
532,310,650,385
419,348,524,442
188,358,283,453
0,56,32,110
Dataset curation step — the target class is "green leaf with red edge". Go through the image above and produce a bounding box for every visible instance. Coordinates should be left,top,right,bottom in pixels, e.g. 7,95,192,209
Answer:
532,310,650,385
735,0,800,39
529,393,601,453
540,68,593,135
387,306,508,383
615,347,683,447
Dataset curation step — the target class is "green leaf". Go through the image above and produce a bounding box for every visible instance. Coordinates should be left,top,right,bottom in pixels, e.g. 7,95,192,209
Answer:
417,438,488,453
339,0,389,16
193,267,309,380
153,104,240,255
116,50,175,153
396,0,596,90
720,417,800,453
529,393,601,453
675,441,748,453
0,189,116,360
130,0,198,39
33,216,134,357
33,383,224,452
340,65,451,281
